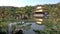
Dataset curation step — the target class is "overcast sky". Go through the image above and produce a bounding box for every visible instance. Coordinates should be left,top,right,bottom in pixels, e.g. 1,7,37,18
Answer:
0,0,60,7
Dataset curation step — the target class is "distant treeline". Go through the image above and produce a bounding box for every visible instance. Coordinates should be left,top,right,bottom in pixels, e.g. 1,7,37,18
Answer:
0,6,35,22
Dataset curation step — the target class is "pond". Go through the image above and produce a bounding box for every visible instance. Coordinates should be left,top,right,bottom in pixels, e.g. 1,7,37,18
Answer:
9,22,45,34
23,22,45,34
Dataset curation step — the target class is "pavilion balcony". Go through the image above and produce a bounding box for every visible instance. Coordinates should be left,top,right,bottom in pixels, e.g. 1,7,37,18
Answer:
35,18,43,22
34,14,44,17
34,10,48,12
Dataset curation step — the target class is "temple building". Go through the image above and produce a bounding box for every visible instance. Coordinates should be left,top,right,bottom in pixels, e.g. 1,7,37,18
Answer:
34,5,48,24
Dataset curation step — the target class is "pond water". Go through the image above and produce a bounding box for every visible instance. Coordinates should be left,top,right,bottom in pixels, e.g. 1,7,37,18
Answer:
8,22,45,34
18,22,45,34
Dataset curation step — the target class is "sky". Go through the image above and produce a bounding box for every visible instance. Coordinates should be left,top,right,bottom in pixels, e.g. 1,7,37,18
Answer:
0,0,60,7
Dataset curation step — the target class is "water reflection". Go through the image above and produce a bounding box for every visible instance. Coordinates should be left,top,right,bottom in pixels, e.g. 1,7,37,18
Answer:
24,30,36,34
31,23,45,30
9,22,45,34
19,22,45,34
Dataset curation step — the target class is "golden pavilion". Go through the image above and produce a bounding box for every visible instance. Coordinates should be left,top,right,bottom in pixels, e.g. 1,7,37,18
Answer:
34,5,48,24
